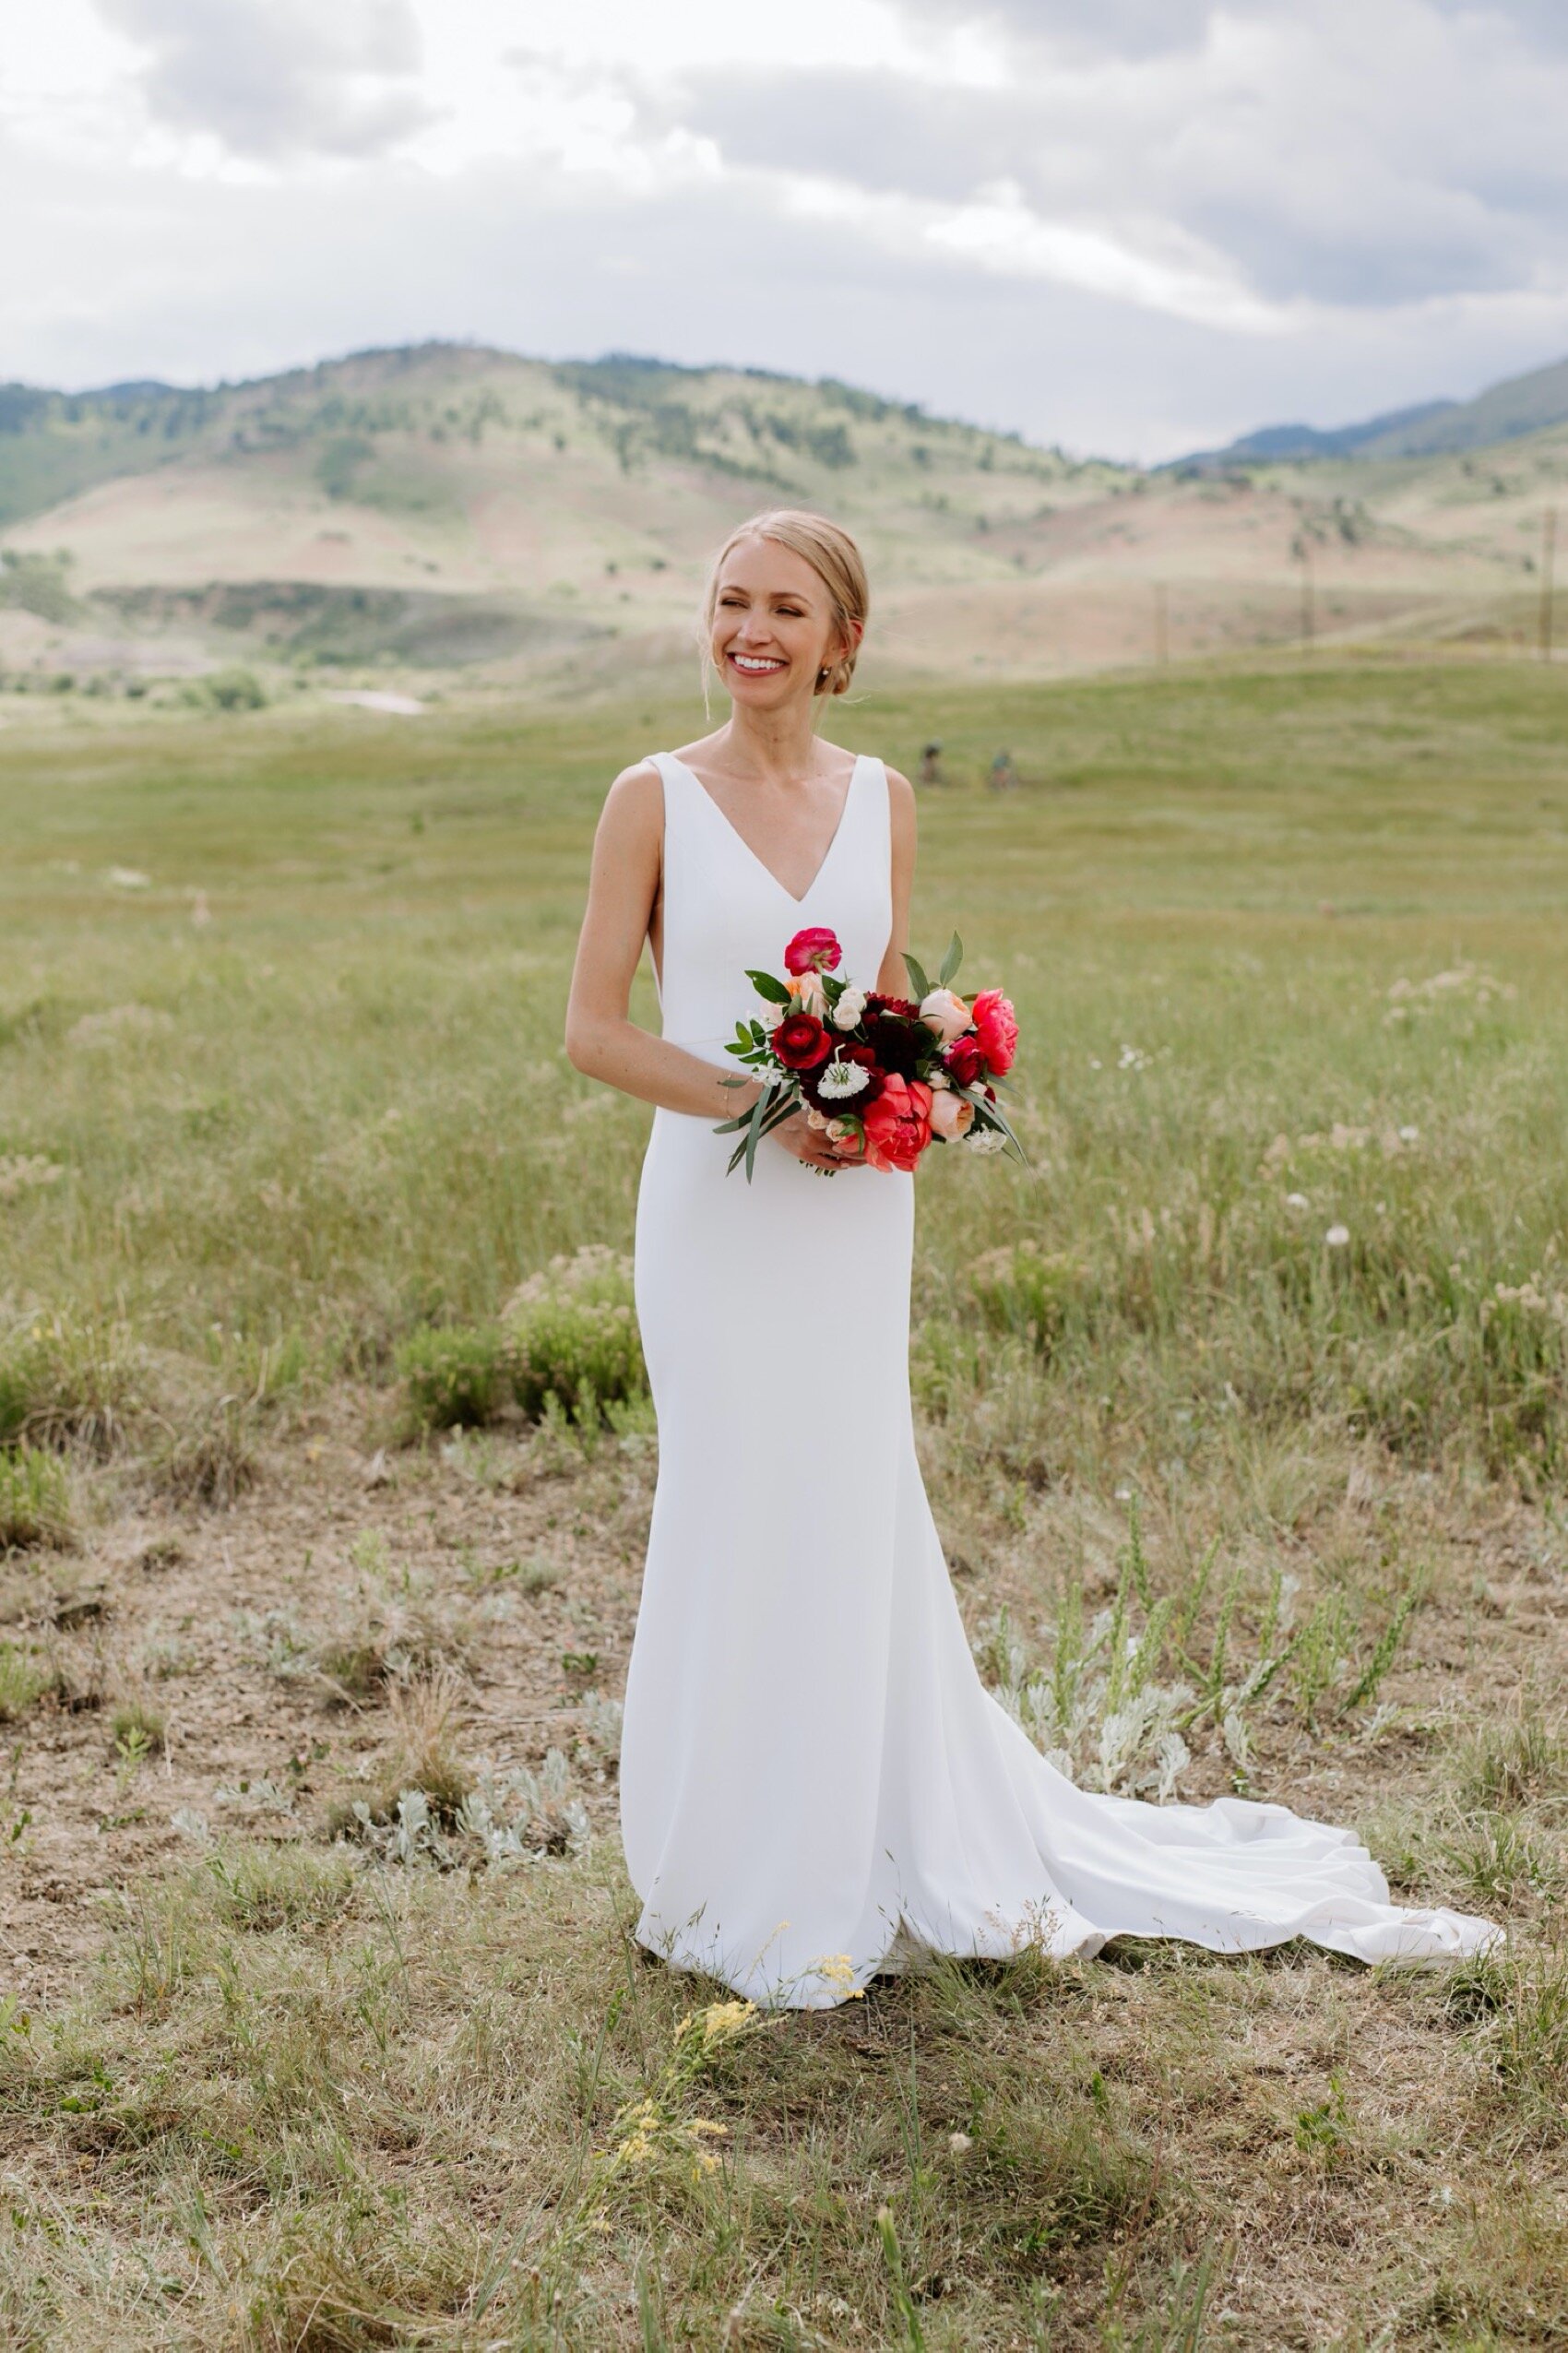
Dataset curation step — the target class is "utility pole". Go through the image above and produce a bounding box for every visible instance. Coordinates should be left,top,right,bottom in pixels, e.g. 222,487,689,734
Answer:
1300,541,1315,652
1154,580,1169,668
1541,507,1558,663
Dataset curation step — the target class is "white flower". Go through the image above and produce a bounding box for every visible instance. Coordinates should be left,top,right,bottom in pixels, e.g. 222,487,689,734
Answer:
1286,1192,1308,1211
817,1057,869,1101
1398,1124,1420,1143
963,1126,1007,1155
832,987,867,1030
1325,1223,1350,1248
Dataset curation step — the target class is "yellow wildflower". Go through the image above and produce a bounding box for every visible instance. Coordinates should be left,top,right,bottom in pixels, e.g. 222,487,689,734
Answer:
678,1998,756,2048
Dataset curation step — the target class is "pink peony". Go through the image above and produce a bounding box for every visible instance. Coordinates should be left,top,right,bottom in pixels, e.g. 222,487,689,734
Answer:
784,927,842,976
971,989,1018,1076
861,1075,933,1172
928,1088,976,1141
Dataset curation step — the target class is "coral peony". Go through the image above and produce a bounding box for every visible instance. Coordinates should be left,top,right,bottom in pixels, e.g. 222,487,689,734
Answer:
943,1034,984,1087
861,1075,932,1172
784,927,841,976
771,1011,833,1070
919,987,969,1043
971,989,1018,1075
928,1089,975,1140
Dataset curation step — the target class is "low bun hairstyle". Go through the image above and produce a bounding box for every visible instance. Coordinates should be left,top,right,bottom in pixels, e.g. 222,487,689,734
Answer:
703,509,869,698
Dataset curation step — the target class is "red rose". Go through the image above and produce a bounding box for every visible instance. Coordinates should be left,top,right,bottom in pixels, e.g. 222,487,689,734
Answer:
971,989,1018,1075
784,927,842,976
861,1075,932,1172
864,991,919,1018
771,1011,833,1070
943,1034,984,1087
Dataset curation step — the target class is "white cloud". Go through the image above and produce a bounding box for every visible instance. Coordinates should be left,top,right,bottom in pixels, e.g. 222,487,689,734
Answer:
88,0,436,162
2,0,1565,458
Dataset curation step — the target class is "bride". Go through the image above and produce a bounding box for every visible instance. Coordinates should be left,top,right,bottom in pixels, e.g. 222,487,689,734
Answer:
564,507,1499,2009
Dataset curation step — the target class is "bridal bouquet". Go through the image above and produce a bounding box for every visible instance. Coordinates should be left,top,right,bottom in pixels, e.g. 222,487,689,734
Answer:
716,925,1024,1180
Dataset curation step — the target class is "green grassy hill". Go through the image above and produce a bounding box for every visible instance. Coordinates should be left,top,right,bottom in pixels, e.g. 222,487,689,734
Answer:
1,342,1563,691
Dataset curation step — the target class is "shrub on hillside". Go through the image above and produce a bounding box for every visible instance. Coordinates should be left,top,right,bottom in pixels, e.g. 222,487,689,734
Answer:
398,1249,647,1434
0,1444,73,1551
396,1325,507,1432
0,1315,136,1453
200,667,267,712
502,1246,645,1422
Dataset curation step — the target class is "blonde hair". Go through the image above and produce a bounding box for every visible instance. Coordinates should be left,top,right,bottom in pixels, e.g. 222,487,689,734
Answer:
702,509,869,698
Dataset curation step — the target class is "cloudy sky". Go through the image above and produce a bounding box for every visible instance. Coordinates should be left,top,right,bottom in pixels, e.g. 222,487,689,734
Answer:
6,0,1568,459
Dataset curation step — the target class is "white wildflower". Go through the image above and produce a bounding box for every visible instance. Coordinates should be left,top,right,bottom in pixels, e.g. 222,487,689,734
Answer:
963,1126,1007,1155
832,986,867,1030
1325,1223,1350,1248
1285,1192,1309,1211
817,1057,870,1101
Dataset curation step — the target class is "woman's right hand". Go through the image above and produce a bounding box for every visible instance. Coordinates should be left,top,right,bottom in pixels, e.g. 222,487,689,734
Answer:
769,1107,864,1172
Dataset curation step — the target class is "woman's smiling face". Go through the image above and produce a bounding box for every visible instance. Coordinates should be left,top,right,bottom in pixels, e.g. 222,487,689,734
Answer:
709,534,848,708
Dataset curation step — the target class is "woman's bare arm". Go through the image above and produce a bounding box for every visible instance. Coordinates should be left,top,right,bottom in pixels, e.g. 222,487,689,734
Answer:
876,766,918,996
564,764,758,1121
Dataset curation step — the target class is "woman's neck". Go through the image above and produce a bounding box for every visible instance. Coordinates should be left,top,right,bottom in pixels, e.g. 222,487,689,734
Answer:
717,700,826,787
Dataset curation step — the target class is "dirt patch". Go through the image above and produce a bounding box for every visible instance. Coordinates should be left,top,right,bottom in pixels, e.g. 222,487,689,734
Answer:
0,1395,653,2002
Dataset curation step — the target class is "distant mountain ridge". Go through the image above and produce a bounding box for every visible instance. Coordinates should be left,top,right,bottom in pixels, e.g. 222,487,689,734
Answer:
0,342,1067,535
3,337,1559,689
1180,351,1568,469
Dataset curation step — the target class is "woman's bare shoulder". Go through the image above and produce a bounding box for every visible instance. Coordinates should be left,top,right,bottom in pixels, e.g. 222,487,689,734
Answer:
600,757,663,817
883,762,917,825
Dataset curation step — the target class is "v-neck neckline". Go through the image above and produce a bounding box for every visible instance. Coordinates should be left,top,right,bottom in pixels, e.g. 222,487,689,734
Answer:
670,753,862,908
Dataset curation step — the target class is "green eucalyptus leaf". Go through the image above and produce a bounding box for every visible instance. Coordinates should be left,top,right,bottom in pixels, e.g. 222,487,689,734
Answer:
937,932,964,988
902,951,932,1003
745,969,791,1005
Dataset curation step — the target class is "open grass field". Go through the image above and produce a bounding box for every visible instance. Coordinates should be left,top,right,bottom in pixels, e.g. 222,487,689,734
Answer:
2,652,1568,2347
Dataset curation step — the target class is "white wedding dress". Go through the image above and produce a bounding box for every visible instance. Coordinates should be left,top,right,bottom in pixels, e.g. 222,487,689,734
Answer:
621,750,1501,2009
